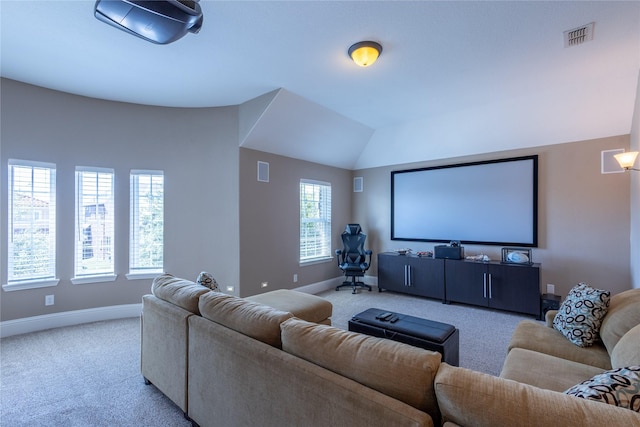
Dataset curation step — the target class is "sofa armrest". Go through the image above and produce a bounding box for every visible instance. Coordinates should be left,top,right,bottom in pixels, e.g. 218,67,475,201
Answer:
545,309,558,327
434,363,640,426
141,295,192,412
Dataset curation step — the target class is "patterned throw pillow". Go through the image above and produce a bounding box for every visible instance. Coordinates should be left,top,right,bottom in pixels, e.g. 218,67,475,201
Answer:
564,366,640,411
553,282,610,347
196,271,220,291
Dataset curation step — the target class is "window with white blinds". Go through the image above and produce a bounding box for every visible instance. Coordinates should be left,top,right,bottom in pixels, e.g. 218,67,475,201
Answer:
7,160,57,285
129,170,164,275
299,180,332,263
74,167,115,279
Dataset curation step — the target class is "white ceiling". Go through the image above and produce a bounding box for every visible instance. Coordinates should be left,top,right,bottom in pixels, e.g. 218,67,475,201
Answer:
2,1,639,169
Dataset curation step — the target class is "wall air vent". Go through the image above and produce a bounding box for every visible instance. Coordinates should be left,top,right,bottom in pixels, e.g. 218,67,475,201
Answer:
564,22,595,48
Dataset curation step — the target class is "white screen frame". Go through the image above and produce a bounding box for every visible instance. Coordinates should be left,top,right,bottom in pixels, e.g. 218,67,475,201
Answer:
391,155,538,247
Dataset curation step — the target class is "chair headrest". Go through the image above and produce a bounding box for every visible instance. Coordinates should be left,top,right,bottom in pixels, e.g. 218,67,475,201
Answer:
345,224,362,235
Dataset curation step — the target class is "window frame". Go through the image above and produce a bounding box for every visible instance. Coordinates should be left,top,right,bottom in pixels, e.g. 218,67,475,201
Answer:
127,169,164,279
3,159,59,291
299,179,332,264
72,167,117,284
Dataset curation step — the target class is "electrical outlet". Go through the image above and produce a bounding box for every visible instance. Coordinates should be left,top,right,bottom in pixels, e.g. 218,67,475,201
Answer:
226,286,234,292
261,282,268,288
546,284,555,294
45,295,54,306
293,274,298,283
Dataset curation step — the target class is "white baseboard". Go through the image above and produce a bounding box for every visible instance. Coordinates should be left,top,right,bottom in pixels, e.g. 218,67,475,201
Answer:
0,303,142,338
1,275,380,338
294,277,341,294
294,275,378,294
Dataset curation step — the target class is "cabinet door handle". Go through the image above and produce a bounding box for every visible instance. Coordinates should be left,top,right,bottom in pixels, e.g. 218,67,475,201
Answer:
483,273,487,298
488,273,493,299
404,265,407,286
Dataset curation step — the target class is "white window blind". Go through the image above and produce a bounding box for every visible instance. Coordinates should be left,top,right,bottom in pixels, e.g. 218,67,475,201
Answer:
75,167,115,278
130,170,164,274
7,160,57,283
300,180,332,262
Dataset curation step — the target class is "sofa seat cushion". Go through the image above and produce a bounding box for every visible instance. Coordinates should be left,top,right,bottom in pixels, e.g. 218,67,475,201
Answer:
246,289,332,325
198,291,293,348
434,363,640,426
599,288,640,355
280,317,441,419
500,348,604,392
508,320,611,369
151,273,210,315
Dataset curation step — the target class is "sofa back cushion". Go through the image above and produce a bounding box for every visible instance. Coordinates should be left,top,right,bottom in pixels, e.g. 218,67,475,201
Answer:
435,363,640,426
599,288,640,355
611,323,640,369
280,317,442,420
151,273,210,315
198,291,293,348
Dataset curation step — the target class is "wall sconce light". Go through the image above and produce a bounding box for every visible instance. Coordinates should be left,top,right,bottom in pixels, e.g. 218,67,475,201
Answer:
613,151,639,171
348,41,382,67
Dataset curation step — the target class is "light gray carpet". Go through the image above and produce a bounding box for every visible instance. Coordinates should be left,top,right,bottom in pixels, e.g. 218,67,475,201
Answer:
1,318,191,427
319,286,538,376
1,287,537,425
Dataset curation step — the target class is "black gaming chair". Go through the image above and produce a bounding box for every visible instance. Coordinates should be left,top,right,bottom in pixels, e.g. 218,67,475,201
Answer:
335,224,373,294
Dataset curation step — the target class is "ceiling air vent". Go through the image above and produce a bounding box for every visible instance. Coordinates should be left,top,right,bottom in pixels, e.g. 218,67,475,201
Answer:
564,22,595,47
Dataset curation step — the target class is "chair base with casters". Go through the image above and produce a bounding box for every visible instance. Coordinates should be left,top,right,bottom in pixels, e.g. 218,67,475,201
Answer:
336,276,372,294
335,224,373,294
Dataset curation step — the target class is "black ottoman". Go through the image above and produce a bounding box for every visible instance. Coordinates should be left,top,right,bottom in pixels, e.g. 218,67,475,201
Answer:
348,308,459,366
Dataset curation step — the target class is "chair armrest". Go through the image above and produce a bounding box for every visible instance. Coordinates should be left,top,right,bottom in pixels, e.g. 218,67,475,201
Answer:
364,250,373,271
545,310,558,327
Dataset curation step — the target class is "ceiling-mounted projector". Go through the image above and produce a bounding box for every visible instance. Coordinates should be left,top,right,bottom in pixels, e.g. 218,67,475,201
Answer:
94,0,203,44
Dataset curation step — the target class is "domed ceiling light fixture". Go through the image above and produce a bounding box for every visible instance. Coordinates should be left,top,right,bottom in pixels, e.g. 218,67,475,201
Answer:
348,41,382,67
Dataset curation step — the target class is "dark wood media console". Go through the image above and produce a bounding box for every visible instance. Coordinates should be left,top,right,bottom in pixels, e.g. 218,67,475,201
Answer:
377,252,540,316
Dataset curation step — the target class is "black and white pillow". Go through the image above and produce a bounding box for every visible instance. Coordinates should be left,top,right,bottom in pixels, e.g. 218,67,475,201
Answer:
553,282,610,347
565,366,640,411
196,271,220,291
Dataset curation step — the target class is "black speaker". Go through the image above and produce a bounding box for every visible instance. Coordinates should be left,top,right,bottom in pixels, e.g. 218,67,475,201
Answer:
539,294,561,320
434,245,464,260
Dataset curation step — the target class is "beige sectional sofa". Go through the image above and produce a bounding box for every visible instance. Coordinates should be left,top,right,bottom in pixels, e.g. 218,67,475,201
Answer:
142,274,442,426
434,288,640,426
142,274,640,426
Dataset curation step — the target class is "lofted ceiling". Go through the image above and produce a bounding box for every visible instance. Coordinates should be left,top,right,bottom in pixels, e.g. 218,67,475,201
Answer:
1,1,639,170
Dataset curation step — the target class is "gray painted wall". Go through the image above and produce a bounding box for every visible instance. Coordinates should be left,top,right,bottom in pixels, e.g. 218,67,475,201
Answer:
1,77,637,324
1,79,240,321
353,136,633,298
630,70,640,289
239,148,352,297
